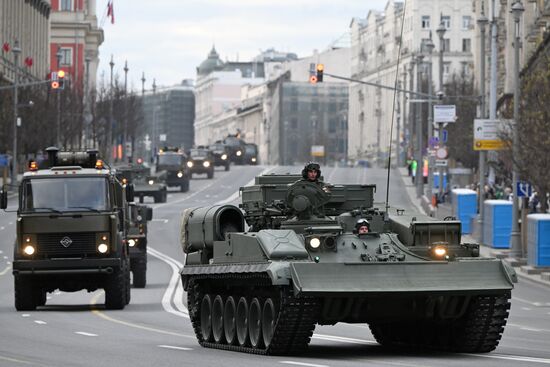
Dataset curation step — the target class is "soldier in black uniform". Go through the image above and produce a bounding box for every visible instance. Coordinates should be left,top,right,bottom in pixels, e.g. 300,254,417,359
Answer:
302,161,322,183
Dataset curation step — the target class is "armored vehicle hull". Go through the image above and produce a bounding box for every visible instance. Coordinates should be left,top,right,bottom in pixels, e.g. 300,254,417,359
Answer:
180,175,516,355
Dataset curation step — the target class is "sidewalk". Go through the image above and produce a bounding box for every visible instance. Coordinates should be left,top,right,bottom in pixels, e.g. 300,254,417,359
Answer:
397,167,550,287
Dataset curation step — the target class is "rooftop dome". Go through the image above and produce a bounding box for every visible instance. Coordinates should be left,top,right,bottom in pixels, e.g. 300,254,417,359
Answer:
197,46,224,75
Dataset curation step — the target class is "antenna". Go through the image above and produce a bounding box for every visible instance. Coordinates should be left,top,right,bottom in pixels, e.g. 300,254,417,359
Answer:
384,0,408,214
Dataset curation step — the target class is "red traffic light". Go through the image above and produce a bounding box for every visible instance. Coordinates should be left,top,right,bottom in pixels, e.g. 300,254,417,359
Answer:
309,75,318,84
51,81,60,89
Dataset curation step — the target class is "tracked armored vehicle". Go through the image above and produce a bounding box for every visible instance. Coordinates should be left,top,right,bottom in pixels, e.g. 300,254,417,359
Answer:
179,173,516,355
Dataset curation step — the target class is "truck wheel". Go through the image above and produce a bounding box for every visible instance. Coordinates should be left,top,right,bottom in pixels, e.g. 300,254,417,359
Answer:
161,191,168,203
207,170,214,179
225,163,230,171
14,275,37,311
180,180,189,192
105,268,127,310
34,288,47,307
139,195,144,204
154,193,161,203
125,261,131,305
133,261,147,288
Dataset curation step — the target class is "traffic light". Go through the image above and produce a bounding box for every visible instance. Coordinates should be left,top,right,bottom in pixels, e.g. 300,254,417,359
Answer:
316,64,324,82
309,63,318,84
309,74,318,84
57,70,65,90
50,71,59,89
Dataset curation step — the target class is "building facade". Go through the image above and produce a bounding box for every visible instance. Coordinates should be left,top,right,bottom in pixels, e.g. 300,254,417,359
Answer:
0,0,51,84
49,0,103,93
349,0,475,164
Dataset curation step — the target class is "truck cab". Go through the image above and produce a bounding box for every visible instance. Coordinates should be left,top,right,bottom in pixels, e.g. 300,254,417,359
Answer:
156,147,191,192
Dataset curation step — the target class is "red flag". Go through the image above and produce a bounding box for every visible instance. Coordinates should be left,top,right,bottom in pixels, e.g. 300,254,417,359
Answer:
107,1,115,24
24,57,33,67
2,42,10,52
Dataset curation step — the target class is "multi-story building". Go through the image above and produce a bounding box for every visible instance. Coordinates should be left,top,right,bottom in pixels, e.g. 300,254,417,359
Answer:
349,0,475,163
139,80,195,159
0,0,51,84
49,0,103,93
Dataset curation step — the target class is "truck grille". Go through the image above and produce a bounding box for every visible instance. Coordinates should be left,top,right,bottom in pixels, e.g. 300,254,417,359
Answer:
37,232,97,258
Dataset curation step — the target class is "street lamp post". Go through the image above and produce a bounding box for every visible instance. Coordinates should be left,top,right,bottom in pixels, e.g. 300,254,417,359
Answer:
152,79,157,160
424,37,435,201
108,55,115,162
510,1,525,258
123,60,129,162
415,53,424,198
84,55,91,148
141,72,146,96
477,12,489,242
11,40,21,186
408,59,415,167
56,48,62,148
436,22,446,200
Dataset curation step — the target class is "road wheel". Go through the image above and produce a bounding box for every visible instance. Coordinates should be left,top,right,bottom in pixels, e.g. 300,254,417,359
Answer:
34,288,47,307
249,297,263,348
132,261,146,288
14,275,36,311
224,163,230,171
139,195,144,204
162,191,168,202
262,298,277,348
224,296,237,345
207,170,214,179
236,297,249,346
200,294,213,342
105,268,127,310
212,295,225,343
180,180,189,192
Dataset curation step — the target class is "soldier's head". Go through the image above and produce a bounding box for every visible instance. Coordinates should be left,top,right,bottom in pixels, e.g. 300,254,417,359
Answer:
355,218,370,234
302,162,321,182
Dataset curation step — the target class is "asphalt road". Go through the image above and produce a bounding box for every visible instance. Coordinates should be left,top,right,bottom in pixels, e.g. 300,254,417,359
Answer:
0,165,549,367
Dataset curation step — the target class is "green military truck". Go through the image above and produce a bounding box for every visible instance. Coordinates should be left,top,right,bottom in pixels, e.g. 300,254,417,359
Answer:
1,147,132,311
114,166,154,288
156,147,191,192
187,147,215,179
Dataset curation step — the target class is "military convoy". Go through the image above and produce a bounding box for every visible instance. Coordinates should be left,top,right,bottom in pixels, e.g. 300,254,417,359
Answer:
2,148,133,310
187,147,215,179
209,142,231,171
179,172,516,355
156,147,191,192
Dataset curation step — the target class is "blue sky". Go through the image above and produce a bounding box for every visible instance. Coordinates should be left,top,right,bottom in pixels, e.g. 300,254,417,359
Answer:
97,0,386,91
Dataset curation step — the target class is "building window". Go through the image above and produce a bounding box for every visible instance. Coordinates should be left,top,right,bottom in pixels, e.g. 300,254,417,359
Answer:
291,117,298,129
462,38,471,52
441,16,451,29
421,15,430,29
443,39,450,52
290,101,298,112
59,47,73,66
444,62,451,75
60,0,72,11
462,16,472,30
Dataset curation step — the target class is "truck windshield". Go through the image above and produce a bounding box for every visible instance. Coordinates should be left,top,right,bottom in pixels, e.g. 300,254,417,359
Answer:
190,150,208,157
22,177,110,212
158,154,182,166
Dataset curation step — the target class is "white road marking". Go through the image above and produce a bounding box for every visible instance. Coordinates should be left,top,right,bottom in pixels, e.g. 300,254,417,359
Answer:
158,345,193,351
0,227,4,231
3,256,7,259
312,333,377,345
46,296,52,300
513,296,549,307
468,353,550,365
8,222,13,225
522,307,532,311
0,265,11,276
34,320,47,325
280,361,329,367
508,323,550,334
54,291,61,295
75,331,98,337
6,261,10,265
0,249,3,253
21,314,30,318
520,327,542,332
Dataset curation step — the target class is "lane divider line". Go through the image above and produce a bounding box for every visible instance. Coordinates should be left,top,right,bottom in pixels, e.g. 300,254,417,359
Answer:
33,320,47,325
0,265,12,276
465,353,550,365
75,331,98,337
0,354,36,365
157,345,193,351
280,361,329,367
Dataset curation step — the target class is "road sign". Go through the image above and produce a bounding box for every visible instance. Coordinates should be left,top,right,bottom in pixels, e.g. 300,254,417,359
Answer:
159,134,167,142
429,136,439,148
435,147,448,159
434,105,457,123
435,159,448,167
517,181,532,198
442,129,448,143
473,119,506,151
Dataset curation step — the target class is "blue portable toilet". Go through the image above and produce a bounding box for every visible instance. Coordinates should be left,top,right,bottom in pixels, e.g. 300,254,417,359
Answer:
527,214,550,267
452,189,477,234
483,200,512,249
433,172,447,190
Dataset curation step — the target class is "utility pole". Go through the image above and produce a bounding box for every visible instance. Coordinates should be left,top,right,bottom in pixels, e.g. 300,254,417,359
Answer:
109,55,115,162
401,66,408,166
436,22,446,200
152,78,157,161
510,1,524,258
123,60,129,162
425,36,435,202
408,60,415,166
11,40,21,186
478,9,489,242
56,47,62,148
395,80,401,168
415,53,424,198
141,72,146,96
84,55,91,148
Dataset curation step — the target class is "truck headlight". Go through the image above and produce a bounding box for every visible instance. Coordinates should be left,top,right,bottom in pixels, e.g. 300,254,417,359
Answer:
203,161,210,167
432,245,447,258
128,239,137,247
148,179,154,185
309,237,321,249
221,154,227,160
96,233,110,254
251,157,257,162
187,161,194,168
236,150,242,156
23,245,35,256
177,171,184,178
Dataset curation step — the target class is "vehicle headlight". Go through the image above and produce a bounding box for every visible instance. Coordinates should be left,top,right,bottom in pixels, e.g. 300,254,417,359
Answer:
236,150,242,156
177,171,184,178
148,179,154,185
203,161,210,167
221,154,227,160
23,245,35,256
96,233,110,254
432,245,447,258
136,215,143,221
187,161,194,168
251,157,257,162
128,239,137,247
309,237,321,249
